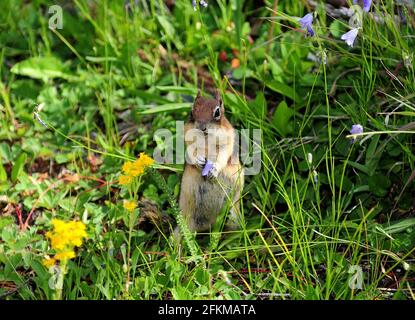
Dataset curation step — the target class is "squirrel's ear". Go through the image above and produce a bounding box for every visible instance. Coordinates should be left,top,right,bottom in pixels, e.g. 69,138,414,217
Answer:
192,90,201,110
215,90,223,107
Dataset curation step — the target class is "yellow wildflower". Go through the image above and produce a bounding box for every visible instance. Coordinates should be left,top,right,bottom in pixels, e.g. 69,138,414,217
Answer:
55,250,76,261
138,152,154,167
122,161,134,174
43,258,56,268
119,175,133,185
46,219,87,251
121,153,154,178
123,200,137,212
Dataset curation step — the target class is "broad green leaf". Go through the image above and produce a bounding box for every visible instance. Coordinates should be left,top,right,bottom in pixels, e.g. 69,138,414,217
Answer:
11,56,76,82
330,20,346,38
272,100,295,137
0,143,12,162
266,80,301,103
265,54,283,82
0,216,14,231
11,153,27,182
345,160,370,175
0,162,6,182
368,174,391,197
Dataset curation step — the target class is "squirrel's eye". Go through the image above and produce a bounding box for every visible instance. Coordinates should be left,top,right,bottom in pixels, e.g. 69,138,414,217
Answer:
213,106,221,119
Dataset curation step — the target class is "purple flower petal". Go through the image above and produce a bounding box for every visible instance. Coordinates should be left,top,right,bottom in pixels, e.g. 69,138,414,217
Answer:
307,25,315,37
299,13,313,29
341,28,359,47
363,0,372,12
202,160,214,176
299,13,315,37
353,0,372,12
350,124,364,135
200,0,208,8
350,124,363,142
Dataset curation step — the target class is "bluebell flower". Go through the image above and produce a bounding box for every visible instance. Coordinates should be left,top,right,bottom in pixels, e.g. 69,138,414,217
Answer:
193,0,208,11
353,0,372,12
200,0,208,8
350,124,364,142
341,28,359,47
202,160,214,177
299,13,315,37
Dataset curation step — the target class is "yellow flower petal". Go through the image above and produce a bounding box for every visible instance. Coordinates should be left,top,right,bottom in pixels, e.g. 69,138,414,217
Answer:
55,250,76,261
43,258,56,268
45,219,87,251
122,161,134,175
120,153,154,178
119,175,133,185
123,200,137,212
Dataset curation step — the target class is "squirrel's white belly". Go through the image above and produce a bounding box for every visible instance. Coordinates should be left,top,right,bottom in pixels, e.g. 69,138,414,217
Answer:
180,165,240,232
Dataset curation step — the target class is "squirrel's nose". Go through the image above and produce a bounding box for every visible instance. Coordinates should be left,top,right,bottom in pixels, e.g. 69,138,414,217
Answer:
199,123,207,132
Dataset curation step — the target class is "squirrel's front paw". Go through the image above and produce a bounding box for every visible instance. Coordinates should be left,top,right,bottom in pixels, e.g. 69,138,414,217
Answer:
195,155,206,169
206,163,219,180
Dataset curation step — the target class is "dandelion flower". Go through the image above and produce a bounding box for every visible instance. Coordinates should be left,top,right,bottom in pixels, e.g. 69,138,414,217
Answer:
299,13,315,37
341,28,359,47
123,200,137,212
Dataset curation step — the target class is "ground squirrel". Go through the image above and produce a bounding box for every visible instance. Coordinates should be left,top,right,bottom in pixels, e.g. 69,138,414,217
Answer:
179,90,244,232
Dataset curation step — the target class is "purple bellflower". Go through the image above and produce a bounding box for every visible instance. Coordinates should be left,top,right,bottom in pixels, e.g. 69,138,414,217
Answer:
353,0,372,12
193,0,208,11
341,28,359,47
202,160,214,177
299,13,315,37
350,124,364,142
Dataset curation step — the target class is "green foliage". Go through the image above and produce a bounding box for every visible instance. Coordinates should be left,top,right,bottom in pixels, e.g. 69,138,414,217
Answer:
0,0,414,300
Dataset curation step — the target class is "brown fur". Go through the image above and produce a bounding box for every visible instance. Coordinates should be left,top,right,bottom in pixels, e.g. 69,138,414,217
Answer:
179,91,244,232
